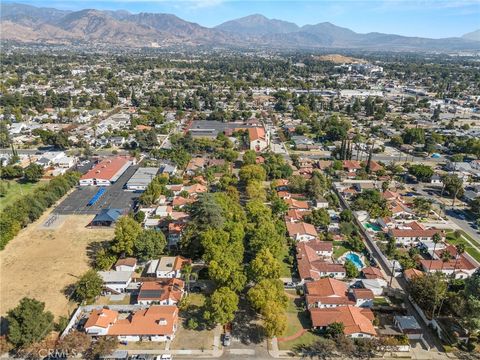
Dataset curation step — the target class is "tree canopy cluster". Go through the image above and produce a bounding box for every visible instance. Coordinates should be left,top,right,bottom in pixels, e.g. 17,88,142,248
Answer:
0,171,80,249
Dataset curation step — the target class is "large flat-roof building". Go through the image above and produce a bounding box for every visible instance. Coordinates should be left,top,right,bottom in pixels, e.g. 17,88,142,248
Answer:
125,167,159,191
80,156,133,186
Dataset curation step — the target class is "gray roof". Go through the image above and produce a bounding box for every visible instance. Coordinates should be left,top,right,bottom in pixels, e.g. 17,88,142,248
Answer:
395,316,421,330
99,271,133,283
126,167,159,188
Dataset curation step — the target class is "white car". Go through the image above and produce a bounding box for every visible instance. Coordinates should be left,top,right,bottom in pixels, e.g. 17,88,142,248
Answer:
154,355,172,360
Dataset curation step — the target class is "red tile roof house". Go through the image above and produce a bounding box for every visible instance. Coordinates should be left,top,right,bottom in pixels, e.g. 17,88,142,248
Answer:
343,160,362,173
305,278,355,309
419,248,479,279
248,126,269,152
136,278,185,305
79,156,134,186
284,209,311,222
388,221,444,246
361,267,385,280
84,306,179,342
310,306,377,338
286,221,318,241
297,240,333,259
115,258,137,272
296,242,346,282
285,198,310,210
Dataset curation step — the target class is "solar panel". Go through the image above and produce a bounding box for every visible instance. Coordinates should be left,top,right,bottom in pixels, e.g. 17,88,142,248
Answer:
139,289,164,298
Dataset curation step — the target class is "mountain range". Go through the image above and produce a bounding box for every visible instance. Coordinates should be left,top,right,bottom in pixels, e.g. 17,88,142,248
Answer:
1,2,479,51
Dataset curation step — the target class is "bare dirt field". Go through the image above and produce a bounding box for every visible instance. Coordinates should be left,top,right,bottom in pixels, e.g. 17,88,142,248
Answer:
0,212,114,319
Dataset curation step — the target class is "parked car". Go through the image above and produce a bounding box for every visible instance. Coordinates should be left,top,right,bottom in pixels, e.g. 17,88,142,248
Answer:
154,355,172,360
283,282,297,289
223,333,231,347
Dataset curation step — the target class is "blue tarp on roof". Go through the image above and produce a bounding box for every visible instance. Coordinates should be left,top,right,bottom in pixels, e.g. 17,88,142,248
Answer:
92,208,123,223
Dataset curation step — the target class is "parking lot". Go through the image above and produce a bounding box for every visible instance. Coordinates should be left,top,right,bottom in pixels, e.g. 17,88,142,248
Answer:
55,165,141,215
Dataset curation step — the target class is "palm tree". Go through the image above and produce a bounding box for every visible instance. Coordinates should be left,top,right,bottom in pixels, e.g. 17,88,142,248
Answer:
431,251,452,319
429,233,442,271
182,263,193,293
436,244,465,317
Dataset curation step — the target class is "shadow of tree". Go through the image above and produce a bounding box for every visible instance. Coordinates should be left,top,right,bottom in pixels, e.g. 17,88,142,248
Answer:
86,240,111,266
232,296,265,345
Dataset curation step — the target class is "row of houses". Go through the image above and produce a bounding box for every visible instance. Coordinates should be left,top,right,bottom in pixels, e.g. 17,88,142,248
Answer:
66,255,191,342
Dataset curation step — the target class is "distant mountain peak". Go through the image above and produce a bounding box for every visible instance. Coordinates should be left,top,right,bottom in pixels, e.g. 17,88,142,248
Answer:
462,29,480,41
216,14,299,35
1,3,479,51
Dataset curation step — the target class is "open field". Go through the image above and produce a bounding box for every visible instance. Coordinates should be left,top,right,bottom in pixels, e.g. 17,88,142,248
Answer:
0,180,47,211
0,212,114,318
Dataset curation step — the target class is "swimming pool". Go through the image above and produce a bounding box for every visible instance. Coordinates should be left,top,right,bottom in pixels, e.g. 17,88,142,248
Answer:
364,223,381,232
345,252,365,269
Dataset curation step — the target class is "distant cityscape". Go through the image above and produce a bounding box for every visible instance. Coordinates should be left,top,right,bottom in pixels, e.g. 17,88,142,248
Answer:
0,2,480,360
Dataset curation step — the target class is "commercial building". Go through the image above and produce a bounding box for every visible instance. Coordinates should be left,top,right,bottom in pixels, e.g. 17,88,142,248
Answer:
79,156,133,186
125,167,159,191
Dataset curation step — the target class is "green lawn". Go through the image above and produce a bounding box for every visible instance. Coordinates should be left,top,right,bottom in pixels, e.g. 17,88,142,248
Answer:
277,244,293,278
333,241,350,259
278,330,320,351
188,293,206,307
446,231,480,263
278,295,317,350
373,297,389,306
0,180,47,211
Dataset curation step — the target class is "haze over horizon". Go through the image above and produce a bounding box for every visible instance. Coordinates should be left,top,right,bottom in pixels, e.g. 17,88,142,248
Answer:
5,0,480,39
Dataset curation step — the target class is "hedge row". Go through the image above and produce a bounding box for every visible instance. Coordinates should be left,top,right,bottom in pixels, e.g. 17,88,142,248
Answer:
0,171,80,250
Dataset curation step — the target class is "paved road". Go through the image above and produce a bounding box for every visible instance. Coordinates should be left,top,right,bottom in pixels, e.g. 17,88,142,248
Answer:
413,184,479,241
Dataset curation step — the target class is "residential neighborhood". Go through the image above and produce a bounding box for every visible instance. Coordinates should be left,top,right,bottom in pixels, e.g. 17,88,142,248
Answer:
0,8,480,360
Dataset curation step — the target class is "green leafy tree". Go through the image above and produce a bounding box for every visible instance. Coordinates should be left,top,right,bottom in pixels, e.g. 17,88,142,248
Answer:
95,248,117,270
6,297,54,347
262,300,287,338
239,164,266,183
351,189,391,218
344,259,359,278
23,163,43,182
247,279,288,313
271,195,288,216
413,197,432,216
73,270,103,304
203,287,239,326
441,174,464,206
248,220,284,258
249,248,281,282
408,272,447,319
112,216,142,256
408,164,434,182
246,180,267,201
339,209,353,223
325,322,345,338
304,208,330,229
134,229,166,261
190,193,226,230
243,150,257,165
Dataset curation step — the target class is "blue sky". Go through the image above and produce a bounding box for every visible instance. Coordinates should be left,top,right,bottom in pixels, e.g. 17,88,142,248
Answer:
11,0,480,38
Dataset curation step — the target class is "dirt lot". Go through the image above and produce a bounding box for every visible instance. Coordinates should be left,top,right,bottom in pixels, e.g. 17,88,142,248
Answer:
0,212,114,319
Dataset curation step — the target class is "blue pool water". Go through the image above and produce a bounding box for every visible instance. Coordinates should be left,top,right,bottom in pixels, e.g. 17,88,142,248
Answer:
345,252,364,269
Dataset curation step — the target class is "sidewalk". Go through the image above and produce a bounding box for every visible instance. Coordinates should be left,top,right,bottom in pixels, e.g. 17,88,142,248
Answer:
268,338,296,358
128,335,223,358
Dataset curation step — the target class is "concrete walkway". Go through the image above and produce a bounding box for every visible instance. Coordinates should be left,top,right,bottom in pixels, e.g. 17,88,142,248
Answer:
269,338,296,358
